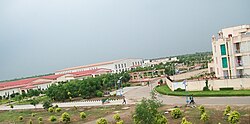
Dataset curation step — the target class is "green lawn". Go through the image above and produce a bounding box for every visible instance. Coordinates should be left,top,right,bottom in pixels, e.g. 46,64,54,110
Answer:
155,85,250,97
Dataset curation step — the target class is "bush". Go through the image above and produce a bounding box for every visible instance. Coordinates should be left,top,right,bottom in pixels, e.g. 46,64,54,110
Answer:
96,90,104,97
200,112,209,122
80,112,86,119
113,113,121,122
220,87,234,91
181,117,192,124
38,117,43,121
29,119,33,124
61,112,70,123
18,116,23,121
171,108,182,119
96,118,108,124
155,114,168,124
116,120,124,124
198,106,205,115
31,113,36,117
38,121,43,124
54,104,59,108
48,107,54,113
228,111,240,124
126,83,131,87
43,100,52,109
174,88,185,91
224,105,231,116
10,104,14,109
49,115,57,122
55,108,62,113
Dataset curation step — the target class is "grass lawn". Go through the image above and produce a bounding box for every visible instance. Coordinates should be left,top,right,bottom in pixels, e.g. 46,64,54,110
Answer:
155,85,250,97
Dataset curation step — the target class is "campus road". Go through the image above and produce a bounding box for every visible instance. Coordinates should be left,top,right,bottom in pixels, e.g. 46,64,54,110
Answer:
124,79,250,105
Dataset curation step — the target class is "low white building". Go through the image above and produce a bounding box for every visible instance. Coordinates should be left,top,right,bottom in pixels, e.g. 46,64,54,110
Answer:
55,58,143,75
143,57,179,67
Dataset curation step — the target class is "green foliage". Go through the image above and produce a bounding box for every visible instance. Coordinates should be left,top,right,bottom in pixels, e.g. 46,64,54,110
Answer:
30,98,39,107
220,87,234,91
43,100,52,109
133,98,162,124
55,108,62,113
54,104,59,108
200,112,209,122
198,106,205,115
203,80,210,91
181,117,192,124
29,119,33,124
61,112,70,123
224,105,231,116
49,115,57,122
155,114,168,124
38,117,43,121
171,108,182,119
228,111,240,124
18,116,23,121
96,118,108,124
113,113,121,122
31,113,36,117
116,120,124,124
48,107,54,113
46,73,130,101
80,112,86,119
10,104,13,109
38,121,43,124
96,90,104,97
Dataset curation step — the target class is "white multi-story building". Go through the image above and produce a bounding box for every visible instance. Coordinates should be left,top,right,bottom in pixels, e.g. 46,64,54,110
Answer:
55,58,143,75
212,25,250,78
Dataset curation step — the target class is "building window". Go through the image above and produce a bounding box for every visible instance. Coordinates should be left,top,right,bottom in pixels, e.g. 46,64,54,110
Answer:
124,63,126,67
222,57,228,68
220,44,226,55
121,64,123,68
115,65,117,69
118,64,120,68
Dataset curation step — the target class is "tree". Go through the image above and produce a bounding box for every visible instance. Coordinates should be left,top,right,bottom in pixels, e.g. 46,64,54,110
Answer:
61,112,71,123
200,112,209,123
30,98,39,108
133,98,162,124
224,105,231,116
171,108,182,119
80,112,86,120
43,100,52,109
18,116,23,121
96,118,108,124
55,108,62,113
113,113,121,122
31,113,36,117
29,119,33,124
38,117,43,121
228,111,240,124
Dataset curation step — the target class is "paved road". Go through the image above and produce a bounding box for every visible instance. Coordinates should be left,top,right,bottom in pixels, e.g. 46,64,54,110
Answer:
124,79,250,105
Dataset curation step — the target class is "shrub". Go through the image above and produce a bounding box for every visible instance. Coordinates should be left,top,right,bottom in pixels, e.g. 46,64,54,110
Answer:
43,100,52,109
198,106,205,115
203,80,210,91
80,112,86,119
49,115,57,122
181,117,192,124
61,112,70,123
200,112,209,122
96,118,108,124
174,88,185,91
38,121,43,124
18,116,23,121
155,114,168,124
116,120,124,124
228,111,240,124
96,90,104,97
31,113,36,117
38,117,43,121
55,108,62,113
54,104,59,108
48,107,54,113
113,113,121,122
224,105,231,116
220,87,234,91
171,108,182,119
29,119,33,124
10,104,14,109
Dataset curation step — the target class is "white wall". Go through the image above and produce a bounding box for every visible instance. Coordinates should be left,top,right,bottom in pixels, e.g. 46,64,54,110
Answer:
0,88,20,97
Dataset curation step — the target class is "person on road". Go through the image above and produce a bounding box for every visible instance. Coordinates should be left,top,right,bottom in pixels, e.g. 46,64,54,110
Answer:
122,96,126,104
189,94,195,104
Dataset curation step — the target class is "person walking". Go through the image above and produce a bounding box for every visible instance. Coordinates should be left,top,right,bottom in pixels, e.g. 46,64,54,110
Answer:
122,96,126,104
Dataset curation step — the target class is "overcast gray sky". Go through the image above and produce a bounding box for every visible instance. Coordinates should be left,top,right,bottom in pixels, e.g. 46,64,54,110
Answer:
0,0,250,80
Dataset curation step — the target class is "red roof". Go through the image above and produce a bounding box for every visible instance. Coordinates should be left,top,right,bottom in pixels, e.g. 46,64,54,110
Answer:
40,74,64,80
71,68,111,77
0,78,38,89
